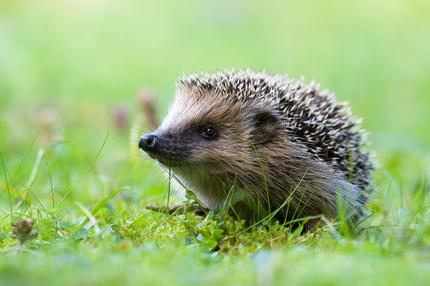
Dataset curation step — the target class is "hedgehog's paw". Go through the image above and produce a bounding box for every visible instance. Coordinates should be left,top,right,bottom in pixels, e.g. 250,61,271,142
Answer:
146,204,208,216
303,218,323,233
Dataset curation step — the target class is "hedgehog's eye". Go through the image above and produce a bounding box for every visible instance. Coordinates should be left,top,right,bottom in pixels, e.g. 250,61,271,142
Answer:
200,126,217,139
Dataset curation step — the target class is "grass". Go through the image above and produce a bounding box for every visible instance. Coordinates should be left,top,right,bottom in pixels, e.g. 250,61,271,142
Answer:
1,0,430,285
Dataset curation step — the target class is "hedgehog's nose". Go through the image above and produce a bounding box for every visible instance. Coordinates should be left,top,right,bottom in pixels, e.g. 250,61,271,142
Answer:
139,134,158,151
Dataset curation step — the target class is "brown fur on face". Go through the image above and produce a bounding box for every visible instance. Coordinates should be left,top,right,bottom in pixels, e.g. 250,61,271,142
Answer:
140,71,373,223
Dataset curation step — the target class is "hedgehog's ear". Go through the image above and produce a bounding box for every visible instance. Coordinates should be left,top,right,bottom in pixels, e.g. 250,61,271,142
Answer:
250,109,281,145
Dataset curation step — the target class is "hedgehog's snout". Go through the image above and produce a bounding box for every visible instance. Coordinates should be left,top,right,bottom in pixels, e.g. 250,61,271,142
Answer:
139,134,158,151
139,131,192,167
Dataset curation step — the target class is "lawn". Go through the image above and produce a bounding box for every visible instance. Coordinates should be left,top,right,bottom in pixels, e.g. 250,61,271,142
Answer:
1,0,430,285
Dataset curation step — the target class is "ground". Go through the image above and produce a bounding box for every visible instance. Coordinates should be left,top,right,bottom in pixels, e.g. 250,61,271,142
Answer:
1,1,430,285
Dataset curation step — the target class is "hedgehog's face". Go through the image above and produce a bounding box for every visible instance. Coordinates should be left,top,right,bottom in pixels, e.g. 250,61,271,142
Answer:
139,88,283,179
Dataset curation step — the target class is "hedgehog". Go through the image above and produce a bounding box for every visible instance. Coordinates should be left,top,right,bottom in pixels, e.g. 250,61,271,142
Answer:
139,70,373,224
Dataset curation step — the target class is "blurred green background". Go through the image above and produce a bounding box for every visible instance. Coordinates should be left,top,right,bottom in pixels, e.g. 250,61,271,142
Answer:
1,0,429,208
